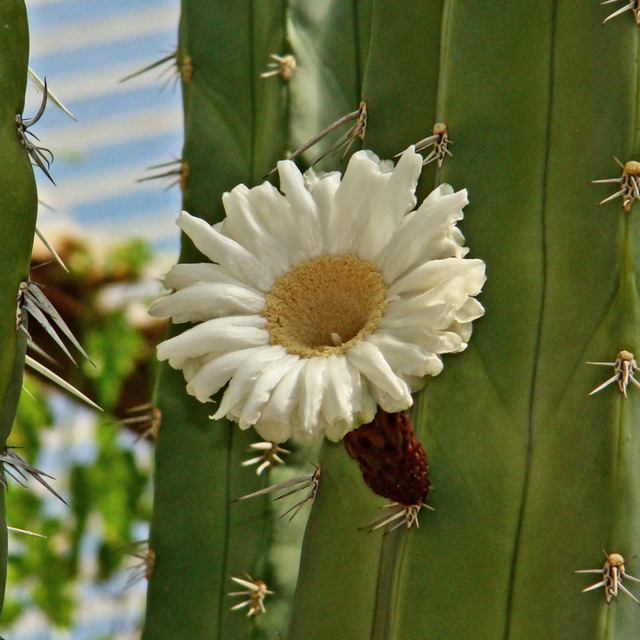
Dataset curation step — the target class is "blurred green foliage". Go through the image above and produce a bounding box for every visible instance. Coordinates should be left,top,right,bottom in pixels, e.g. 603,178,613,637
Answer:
2,237,157,633
83,313,146,410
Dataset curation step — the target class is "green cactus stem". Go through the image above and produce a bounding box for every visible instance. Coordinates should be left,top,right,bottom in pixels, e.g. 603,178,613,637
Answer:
143,1,640,638
142,2,290,638
287,3,640,639
0,0,38,613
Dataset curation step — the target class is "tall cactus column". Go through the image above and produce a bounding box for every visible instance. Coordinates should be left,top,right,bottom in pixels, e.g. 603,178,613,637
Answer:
0,0,38,614
142,2,290,638
287,2,640,639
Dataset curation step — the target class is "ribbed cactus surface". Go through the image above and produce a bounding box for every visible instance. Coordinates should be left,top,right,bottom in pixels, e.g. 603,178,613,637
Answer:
143,3,290,638
144,2,640,639
0,0,38,613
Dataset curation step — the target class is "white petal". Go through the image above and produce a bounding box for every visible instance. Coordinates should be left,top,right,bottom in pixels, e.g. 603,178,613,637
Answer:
177,211,273,291
321,355,354,425
324,418,355,442
211,346,288,420
221,185,291,276
365,332,434,377
352,147,422,261
383,276,475,325
186,347,266,402
304,169,341,247
456,297,485,323
388,258,486,297
346,340,411,405
404,374,429,392
256,359,307,442
378,189,468,283
277,160,323,257
294,358,326,440
374,387,414,414
356,378,378,425
150,283,265,323
163,263,252,291
157,315,268,368
237,353,300,428
245,180,319,267
383,324,466,358
381,307,461,335
327,150,391,254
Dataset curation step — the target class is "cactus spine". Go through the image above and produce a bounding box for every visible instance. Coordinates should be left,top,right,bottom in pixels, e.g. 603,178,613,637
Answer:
144,1,640,639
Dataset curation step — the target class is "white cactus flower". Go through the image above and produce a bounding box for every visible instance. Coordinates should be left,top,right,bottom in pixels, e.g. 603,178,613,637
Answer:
150,147,486,442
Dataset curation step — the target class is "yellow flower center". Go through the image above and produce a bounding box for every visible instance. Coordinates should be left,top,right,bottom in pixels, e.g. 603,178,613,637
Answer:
263,254,387,358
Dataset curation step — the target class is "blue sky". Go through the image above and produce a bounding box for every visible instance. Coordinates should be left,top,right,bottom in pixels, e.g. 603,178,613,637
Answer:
26,0,184,256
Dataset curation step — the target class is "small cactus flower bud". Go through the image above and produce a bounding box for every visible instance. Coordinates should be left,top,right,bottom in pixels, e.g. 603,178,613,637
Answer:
343,408,430,506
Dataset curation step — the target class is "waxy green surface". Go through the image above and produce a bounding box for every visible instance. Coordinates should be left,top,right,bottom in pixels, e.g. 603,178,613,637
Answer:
0,0,38,614
289,2,640,639
143,2,290,638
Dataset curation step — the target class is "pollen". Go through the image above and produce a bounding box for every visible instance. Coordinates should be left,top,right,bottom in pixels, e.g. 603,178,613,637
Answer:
263,254,387,358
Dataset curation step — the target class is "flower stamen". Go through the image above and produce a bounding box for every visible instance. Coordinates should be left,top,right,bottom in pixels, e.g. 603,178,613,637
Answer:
263,255,387,358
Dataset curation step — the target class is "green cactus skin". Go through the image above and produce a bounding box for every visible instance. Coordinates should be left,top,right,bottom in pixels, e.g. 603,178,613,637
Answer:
0,0,38,614
287,3,640,640
142,2,292,638
287,0,371,161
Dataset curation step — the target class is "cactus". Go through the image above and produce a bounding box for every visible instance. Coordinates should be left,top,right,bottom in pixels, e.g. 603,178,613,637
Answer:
144,1,640,639
0,0,38,614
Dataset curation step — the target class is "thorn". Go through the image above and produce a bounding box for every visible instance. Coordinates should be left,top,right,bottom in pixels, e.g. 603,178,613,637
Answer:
122,540,156,587
16,78,56,184
120,47,190,89
0,447,68,505
28,67,76,121
19,279,94,366
137,158,188,191
405,122,453,168
114,404,161,441
229,574,274,617
34,227,69,273
263,102,367,178
25,355,102,411
588,350,640,396
361,501,433,534
241,441,290,476
7,525,47,539
234,463,320,521
260,54,300,82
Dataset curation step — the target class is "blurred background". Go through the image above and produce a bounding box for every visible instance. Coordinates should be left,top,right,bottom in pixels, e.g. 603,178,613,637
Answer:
2,1,183,638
